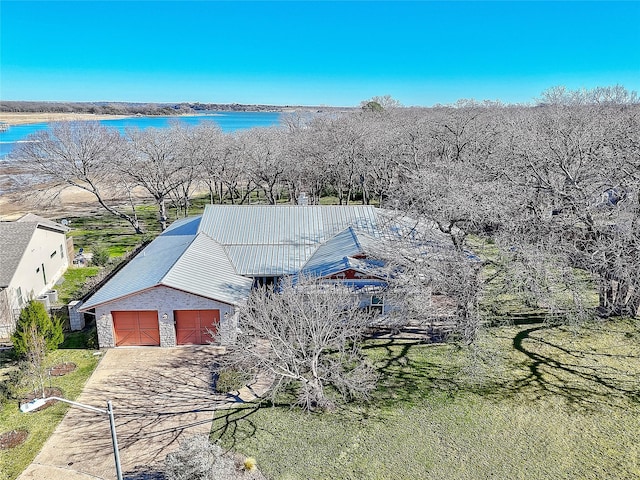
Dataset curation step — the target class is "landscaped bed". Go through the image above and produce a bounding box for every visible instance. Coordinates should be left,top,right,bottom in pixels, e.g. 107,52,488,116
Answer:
0,349,100,480
212,318,640,480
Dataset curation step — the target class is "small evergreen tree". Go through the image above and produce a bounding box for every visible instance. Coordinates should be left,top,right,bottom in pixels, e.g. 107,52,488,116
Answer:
12,300,64,357
91,245,110,266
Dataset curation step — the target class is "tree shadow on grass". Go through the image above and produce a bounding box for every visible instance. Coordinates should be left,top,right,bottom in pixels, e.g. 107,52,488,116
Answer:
362,338,465,408
505,324,640,409
363,321,640,413
210,403,262,451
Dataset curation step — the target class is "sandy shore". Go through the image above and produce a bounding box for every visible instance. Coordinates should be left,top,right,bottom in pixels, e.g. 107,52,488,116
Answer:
0,185,113,221
0,112,132,125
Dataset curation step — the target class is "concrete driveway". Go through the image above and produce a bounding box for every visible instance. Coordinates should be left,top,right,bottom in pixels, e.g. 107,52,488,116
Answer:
18,346,231,480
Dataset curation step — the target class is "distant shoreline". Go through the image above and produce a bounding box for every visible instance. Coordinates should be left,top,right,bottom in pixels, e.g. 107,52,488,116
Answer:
0,112,134,126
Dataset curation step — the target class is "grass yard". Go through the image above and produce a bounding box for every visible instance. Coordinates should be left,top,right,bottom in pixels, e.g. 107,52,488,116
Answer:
0,349,100,480
55,266,100,304
212,318,640,480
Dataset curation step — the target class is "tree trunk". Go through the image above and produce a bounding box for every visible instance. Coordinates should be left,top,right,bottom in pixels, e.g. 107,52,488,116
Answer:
158,197,168,231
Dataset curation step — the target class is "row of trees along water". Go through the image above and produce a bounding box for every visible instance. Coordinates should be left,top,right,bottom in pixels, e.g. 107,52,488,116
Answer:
9,85,640,333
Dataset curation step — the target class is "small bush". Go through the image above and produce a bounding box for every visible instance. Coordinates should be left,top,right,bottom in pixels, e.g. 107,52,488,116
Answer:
85,325,98,349
59,325,97,349
91,245,110,266
215,369,252,393
244,457,257,471
0,368,24,406
164,435,238,480
11,301,64,357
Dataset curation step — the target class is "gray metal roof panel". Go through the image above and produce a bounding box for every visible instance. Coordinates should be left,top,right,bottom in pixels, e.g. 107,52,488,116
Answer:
226,245,316,276
163,216,202,236
300,227,362,275
198,205,382,276
162,234,253,305
81,234,193,309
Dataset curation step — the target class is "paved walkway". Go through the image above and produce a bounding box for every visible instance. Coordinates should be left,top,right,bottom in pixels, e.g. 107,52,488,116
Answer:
18,346,272,480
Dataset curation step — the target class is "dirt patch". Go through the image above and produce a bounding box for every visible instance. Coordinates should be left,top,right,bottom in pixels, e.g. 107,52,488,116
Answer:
21,387,63,411
49,362,76,377
0,429,28,450
0,112,131,126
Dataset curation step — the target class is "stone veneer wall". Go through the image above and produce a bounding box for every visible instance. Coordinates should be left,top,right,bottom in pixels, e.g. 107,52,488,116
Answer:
68,300,85,331
93,285,237,348
97,313,115,347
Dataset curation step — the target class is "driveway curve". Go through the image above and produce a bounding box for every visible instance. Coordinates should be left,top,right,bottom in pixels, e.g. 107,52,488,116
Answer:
18,346,231,480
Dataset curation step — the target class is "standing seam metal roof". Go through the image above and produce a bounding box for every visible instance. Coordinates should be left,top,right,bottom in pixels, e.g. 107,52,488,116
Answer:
81,232,252,309
198,205,381,276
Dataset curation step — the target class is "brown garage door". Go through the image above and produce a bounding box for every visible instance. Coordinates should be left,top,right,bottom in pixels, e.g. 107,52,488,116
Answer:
175,310,220,345
112,311,160,346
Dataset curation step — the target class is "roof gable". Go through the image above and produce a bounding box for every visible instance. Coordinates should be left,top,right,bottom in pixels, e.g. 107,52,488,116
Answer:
17,213,69,232
82,232,252,309
162,234,253,305
0,223,38,287
0,212,71,287
198,205,382,276
297,227,386,281
81,235,193,309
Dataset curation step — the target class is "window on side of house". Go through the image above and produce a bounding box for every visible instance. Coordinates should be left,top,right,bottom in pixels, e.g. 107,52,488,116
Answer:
50,250,57,258
60,244,64,258
368,295,384,315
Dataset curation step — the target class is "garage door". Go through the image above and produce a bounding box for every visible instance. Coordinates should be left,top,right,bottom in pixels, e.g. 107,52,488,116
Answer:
112,311,160,346
175,310,220,345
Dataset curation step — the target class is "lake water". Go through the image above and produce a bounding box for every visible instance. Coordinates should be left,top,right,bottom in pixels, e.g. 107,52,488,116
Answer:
0,111,283,158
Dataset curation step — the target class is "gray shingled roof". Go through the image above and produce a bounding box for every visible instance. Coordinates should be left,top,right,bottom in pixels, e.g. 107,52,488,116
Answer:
0,222,38,287
0,215,68,287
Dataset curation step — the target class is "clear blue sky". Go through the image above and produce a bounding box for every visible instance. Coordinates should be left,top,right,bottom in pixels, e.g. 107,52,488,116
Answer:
1,1,638,106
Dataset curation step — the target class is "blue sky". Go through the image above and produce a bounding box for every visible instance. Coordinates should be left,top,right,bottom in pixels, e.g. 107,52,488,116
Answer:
1,1,639,106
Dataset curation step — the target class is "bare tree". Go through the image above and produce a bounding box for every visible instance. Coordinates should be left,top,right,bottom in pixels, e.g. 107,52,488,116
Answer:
494,100,640,318
15,121,144,233
24,323,47,398
220,278,378,411
121,124,193,230
239,128,286,204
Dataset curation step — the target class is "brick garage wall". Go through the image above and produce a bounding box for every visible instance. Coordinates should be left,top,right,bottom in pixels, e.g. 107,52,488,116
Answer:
94,285,237,347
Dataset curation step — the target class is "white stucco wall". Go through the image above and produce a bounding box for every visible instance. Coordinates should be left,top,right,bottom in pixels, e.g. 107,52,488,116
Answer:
7,226,69,316
94,285,238,347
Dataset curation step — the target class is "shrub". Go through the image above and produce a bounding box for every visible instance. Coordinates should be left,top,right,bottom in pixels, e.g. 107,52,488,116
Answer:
85,325,98,349
91,245,110,266
0,368,24,407
215,369,252,393
164,435,239,480
11,301,64,357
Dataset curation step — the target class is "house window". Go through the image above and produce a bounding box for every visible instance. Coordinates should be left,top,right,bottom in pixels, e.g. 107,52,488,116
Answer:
60,244,64,259
368,295,384,315
50,250,57,258
16,287,24,307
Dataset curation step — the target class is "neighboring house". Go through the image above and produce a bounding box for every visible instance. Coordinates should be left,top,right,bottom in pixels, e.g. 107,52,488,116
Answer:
0,214,71,339
82,204,400,348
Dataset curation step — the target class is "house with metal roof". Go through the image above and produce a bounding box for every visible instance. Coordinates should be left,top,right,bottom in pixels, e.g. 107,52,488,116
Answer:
0,214,71,339
83,204,399,348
